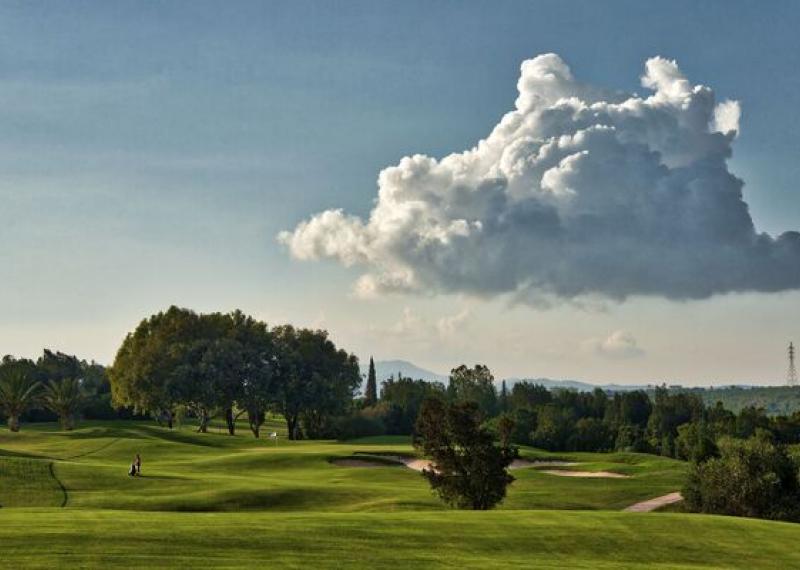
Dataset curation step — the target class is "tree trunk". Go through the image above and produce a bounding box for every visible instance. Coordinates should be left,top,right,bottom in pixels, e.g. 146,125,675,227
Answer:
8,414,19,432
197,408,210,433
225,407,236,435
165,410,173,430
61,413,74,431
286,413,298,440
249,409,263,438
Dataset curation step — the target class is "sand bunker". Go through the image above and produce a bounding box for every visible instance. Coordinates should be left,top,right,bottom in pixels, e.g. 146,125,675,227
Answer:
541,469,629,479
333,455,582,472
330,458,401,468
514,459,579,468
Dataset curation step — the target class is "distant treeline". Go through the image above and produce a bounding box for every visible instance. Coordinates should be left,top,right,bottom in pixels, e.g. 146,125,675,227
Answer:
674,385,800,416
353,368,800,461
0,350,138,424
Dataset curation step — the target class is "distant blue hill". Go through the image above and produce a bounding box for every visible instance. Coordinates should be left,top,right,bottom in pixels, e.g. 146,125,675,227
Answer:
503,377,652,392
361,360,448,384
363,359,649,391
363,359,776,395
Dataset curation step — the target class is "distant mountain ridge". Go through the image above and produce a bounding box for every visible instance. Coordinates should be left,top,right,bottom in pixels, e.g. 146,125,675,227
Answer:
363,360,649,391
364,359,771,393
363,360,449,384
503,378,651,392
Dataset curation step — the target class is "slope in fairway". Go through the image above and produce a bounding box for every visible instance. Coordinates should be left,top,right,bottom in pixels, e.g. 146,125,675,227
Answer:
3,509,800,569
2,421,798,568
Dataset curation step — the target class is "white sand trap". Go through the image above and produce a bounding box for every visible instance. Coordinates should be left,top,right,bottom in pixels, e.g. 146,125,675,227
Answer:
541,469,629,479
515,459,579,468
624,492,683,512
402,458,434,472
335,455,583,473
370,456,581,472
331,458,401,468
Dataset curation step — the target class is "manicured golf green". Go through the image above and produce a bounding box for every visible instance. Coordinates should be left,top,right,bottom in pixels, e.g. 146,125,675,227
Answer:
2,420,799,568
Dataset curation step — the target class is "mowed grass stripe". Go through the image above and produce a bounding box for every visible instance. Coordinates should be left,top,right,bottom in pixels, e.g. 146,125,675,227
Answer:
0,508,798,569
0,456,64,508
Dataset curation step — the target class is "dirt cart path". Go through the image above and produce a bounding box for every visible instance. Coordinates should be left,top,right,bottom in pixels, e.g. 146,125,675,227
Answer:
624,492,683,512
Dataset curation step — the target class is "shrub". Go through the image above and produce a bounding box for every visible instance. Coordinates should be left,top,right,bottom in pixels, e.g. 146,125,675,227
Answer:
683,433,800,521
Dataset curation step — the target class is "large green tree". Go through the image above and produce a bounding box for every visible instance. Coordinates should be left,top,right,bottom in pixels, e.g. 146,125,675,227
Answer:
684,434,800,521
380,376,445,435
414,398,516,510
447,364,497,416
110,307,276,436
272,325,360,439
110,306,203,428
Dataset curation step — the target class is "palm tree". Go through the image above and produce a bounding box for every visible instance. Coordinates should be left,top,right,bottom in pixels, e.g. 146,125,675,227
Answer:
0,372,41,432
42,378,84,431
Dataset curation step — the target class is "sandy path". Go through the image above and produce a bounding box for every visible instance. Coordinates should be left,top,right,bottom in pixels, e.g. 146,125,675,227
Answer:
624,492,683,512
540,469,629,479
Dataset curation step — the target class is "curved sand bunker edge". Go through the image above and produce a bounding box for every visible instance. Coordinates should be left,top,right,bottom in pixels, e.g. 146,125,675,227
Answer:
541,469,630,479
332,455,581,472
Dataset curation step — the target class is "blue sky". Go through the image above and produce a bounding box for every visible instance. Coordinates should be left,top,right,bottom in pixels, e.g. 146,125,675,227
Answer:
1,1,799,383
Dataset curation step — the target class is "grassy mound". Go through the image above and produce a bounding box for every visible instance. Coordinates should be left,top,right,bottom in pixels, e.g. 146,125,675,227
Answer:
1,420,797,567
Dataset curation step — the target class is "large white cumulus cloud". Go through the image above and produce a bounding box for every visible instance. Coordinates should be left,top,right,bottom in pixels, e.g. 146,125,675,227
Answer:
279,54,800,302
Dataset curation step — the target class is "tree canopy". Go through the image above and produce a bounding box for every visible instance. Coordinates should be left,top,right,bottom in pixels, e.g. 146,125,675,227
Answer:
414,398,516,510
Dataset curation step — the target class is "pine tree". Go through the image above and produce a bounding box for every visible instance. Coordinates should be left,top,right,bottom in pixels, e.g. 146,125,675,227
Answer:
365,356,378,406
414,399,517,510
500,380,509,412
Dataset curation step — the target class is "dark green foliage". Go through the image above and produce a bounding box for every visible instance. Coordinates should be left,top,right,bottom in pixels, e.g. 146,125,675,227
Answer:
691,385,800,415
0,368,41,432
41,378,84,431
110,307,358,439
735,406,771,439
447,364,497,416
683,434,800,521
614,424,649,452
675,422,718,462
499,380,509,413
414,399,516,510
509,382,551,410
332,407,386,440
606,390,652,428
364,357,378,406
379,375,445,435
531,405,575,451
647,386,704,455
273,325,361,439
570,417,612,451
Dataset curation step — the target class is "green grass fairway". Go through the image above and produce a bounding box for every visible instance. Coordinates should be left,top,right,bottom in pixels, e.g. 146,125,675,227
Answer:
2,420,799,568
2,509,799,569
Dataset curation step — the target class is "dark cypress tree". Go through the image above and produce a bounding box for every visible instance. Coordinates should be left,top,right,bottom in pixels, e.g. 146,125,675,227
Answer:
365,356,378,406
500,380,509,413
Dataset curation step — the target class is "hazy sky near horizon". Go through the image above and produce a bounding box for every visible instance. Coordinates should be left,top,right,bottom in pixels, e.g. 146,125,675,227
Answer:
2,1,799,385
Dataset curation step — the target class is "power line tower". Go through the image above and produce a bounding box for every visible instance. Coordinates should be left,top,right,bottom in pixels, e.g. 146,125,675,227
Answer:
789,342,798,387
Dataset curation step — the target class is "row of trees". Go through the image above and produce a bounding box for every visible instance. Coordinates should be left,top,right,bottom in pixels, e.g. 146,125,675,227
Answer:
0,350,120,432
350,365,800,461
110,306,361,439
